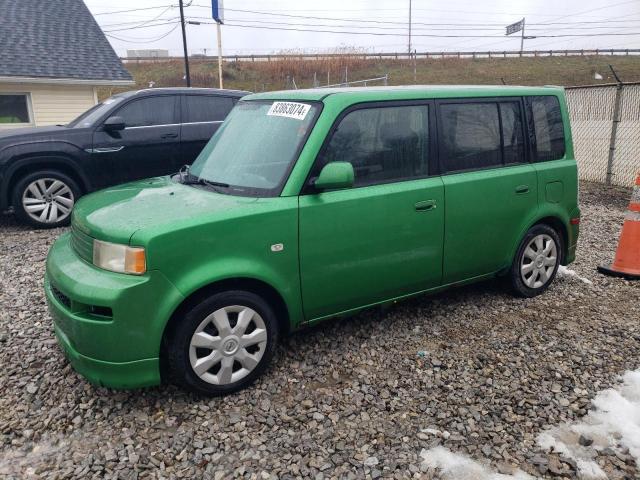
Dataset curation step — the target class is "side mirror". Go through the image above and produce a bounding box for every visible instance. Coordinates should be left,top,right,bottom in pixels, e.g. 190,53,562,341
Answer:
103,116,125,132
314,162,354,191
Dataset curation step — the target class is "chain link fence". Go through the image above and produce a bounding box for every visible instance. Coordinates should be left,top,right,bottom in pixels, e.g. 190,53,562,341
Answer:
566,83,640,187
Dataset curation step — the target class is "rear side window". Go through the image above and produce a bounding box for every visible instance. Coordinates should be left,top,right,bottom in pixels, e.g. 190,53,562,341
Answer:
319,104,430,187
116,96,177,127
527,96,565,161
439,101,526,172
184,95,235,123
440,103,502,171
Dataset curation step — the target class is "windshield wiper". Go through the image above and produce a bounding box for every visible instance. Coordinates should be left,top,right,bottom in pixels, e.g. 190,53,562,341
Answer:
201,180,230,188
177,166,230,190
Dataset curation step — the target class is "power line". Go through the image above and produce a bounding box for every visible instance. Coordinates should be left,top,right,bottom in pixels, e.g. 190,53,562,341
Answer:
99,4,640,30
99,5,176,29
191,16,640,33
190,5,513,27
190,2,640,26
187,16,508,31
101,17,178,28
94,5,173,16
201,21,640,39
453,0,638,50
105,24,180,43
103,21,179,33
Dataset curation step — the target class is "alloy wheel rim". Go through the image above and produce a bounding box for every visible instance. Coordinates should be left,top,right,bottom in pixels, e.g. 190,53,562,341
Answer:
22,178,74,224
189,305,268,385
521,234,558,289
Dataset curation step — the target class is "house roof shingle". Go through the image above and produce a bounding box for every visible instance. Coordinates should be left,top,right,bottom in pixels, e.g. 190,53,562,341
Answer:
0,0,133,83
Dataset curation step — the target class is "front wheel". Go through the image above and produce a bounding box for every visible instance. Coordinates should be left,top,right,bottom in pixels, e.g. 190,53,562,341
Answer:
166,291,279,396
509,224,562,297
12,170,80,228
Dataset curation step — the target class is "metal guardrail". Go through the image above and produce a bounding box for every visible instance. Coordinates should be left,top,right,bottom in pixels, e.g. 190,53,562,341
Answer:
122,48,640,63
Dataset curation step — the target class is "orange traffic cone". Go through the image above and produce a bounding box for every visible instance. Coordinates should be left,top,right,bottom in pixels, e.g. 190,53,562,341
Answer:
598,173,640,279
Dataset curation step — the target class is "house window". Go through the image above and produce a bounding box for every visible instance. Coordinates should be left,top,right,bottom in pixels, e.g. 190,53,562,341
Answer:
0,94,32,124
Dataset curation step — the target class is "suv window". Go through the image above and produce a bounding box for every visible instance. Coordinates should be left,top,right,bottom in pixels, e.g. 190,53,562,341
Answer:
440,102,502,172
528,96,565,161
117,96,177,127
318,104,430,187
184,95,234,123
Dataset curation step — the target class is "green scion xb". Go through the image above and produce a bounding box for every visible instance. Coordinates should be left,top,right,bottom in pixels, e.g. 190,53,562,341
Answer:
45,86,580,395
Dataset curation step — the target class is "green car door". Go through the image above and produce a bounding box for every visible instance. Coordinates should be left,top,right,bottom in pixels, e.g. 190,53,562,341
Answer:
437,99,539,284
298,103,445,321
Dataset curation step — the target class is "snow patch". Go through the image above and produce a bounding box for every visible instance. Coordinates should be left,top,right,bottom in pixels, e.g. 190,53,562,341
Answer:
420,446,534,480
537,369,640,479
557,265,593,285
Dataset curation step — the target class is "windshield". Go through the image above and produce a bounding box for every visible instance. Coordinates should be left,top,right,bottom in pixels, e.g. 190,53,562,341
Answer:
67,96,125,128
189,100,320,195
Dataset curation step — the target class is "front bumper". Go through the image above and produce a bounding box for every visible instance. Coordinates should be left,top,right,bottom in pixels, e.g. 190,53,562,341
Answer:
45,233,184,389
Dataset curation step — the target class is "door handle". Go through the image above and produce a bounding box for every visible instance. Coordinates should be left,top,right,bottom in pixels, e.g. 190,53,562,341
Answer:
161,133,179,139
515,185,530,194
415,200,437,211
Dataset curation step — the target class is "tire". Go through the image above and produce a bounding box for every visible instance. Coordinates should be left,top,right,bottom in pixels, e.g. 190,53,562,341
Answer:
166,290,279,396
509,224,563,298
12,170,81,228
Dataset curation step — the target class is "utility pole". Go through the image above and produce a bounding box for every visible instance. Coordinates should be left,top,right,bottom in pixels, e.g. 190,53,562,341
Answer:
520,17,526,53
216,22,223,89
179,0,191,87
408,0,412,55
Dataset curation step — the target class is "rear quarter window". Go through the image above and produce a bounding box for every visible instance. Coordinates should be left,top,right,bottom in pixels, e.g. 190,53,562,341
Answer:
527,96,566,162
185,95,235,123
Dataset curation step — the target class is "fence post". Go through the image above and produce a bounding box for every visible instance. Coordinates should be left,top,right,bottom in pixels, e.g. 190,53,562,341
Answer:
606,83,623,185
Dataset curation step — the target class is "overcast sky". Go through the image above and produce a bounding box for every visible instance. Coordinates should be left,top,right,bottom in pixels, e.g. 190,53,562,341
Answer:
84,0,640,57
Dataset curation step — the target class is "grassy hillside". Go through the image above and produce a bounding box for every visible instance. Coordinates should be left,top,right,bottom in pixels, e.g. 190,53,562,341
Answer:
100,55,640,98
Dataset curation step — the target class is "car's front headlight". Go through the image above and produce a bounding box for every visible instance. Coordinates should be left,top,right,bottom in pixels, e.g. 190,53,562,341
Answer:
92,240,146,275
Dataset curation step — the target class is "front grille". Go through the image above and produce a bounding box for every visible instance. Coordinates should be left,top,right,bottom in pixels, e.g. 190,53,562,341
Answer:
71,222,94,263
51,284,71,309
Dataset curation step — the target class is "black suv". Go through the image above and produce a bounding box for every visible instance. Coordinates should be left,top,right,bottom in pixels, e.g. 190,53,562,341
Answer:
0,87,248,228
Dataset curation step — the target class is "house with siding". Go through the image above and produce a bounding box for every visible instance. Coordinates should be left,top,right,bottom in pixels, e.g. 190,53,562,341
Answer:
0,0,134,130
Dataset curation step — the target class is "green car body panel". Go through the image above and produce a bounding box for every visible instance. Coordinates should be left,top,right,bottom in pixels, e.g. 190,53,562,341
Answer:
45,86,580,389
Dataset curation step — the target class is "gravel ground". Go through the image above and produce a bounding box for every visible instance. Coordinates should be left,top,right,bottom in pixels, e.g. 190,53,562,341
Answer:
1,181,639,479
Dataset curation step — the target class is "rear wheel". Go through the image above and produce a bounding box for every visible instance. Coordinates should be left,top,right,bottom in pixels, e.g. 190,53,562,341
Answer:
509,224,562,297
12,170,80,228
167,291,278,396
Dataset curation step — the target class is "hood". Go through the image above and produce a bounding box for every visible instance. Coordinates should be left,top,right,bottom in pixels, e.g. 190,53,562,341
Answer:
0,125,70,141
72,176,259,244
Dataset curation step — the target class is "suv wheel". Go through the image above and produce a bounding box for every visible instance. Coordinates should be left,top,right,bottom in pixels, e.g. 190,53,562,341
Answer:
167,291,279,396
13,170,80,228
509,224,562,297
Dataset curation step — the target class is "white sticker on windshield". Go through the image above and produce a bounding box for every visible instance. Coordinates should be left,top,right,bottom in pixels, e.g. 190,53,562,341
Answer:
267,101,311,120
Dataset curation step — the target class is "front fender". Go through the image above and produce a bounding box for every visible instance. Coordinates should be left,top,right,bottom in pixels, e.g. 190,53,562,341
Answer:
166,256,303,327
133,198,304,328
1,152,90,210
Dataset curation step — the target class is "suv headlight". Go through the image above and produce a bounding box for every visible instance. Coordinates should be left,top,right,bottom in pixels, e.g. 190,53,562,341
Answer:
93,240,146,275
